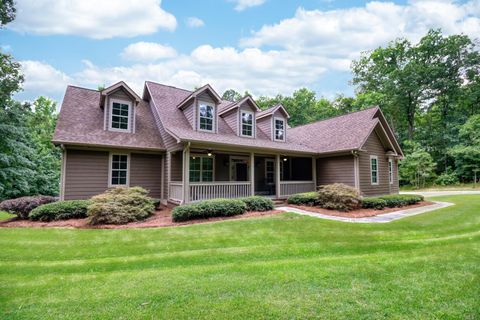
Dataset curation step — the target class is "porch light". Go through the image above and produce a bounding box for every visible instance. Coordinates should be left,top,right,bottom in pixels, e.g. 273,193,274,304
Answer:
207,150,213,157
283,157,288,161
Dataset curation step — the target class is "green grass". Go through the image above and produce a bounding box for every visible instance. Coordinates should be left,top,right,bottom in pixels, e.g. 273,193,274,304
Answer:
400,183,478,191
1,195,479,319
0,211,14,221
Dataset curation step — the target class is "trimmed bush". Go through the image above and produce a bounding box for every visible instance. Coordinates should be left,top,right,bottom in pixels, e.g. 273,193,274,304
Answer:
87,187,155,225
152,198,162,210
378,194,424,208
287,192,319,206
0,196,57,219
362,197,387,210
172,198,247,222
317,183,361,211
240,196,274,211
29,200,91,221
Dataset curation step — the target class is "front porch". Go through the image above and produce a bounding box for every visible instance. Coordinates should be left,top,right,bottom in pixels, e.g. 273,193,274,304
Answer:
167,146,316,204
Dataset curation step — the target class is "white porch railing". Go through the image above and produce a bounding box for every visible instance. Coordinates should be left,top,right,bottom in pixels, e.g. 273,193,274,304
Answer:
190,182,251,202
279,181,316,197
169,182,183,203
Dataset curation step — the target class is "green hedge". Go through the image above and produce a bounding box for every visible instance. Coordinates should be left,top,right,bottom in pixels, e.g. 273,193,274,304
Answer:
0,196,57,219
29,200,91,221
287,192,319,206
239,196,274,211
361,197,387,210
379,194,424,208
172,198,247,222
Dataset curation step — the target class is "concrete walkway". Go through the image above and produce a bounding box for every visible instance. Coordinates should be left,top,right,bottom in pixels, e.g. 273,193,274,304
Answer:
401,190,480,197
277,201,454,223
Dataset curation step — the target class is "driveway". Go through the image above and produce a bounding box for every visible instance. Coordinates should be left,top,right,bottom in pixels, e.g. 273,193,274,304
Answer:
401,190,480,197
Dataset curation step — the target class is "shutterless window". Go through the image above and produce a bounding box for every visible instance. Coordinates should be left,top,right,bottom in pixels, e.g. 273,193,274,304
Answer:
190,156,213,182
111,101,130,130
241,111,253,137
274,118,285,141
371,156,378,185
199,104,214,131
389,159,393,184
111,154,128,185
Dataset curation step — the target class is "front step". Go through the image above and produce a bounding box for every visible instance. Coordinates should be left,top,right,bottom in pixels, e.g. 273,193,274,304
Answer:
273,199,287,206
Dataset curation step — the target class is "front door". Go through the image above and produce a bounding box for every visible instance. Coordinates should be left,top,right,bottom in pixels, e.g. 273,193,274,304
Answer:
235,163,248,181
230,156,249,181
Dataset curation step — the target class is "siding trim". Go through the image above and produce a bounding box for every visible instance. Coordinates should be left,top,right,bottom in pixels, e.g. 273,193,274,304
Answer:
60,148,67,200
370,155,379,186
354,155,360,190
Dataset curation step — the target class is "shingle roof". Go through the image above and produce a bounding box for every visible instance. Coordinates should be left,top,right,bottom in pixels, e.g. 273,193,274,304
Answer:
53,86,165,151
288,107,380,154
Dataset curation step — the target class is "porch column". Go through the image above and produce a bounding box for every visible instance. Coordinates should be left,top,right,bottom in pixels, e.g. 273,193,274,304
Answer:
182,146,190,203
166,151,171,200
275,154,281,198
250,152,255,196
312,156,317,190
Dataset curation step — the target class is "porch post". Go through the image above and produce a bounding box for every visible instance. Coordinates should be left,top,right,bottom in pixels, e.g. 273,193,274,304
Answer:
312,156,317,190
250,152,255,196
275,154,281,198
183,146,190,203
166,151,171,200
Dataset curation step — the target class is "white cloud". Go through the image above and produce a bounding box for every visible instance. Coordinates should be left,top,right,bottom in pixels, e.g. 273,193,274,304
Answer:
121,42,177,62
231,0,266,11
186,17,205,28
20,60,72,99
10,0,176,39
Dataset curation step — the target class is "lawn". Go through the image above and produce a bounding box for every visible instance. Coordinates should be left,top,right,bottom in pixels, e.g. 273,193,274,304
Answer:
1,195,479,319
400,183,479,191
0,211,14,221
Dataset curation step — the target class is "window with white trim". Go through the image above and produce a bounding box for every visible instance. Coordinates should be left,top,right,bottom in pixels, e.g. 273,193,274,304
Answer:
370,155,379,185
198,103,214,131
110,100,130,131
241,111,254,137
274,118,285,141
110,154,128,186
389,159,393,184
190,156,213,182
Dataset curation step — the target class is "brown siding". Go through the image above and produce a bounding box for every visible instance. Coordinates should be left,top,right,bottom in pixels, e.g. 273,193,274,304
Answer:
184,103,195,129
257,117,272,140
171,152,183,181
130,153,163,198
64,149,109,200
358,131,391,196
222,109,238,134
316,155,355,187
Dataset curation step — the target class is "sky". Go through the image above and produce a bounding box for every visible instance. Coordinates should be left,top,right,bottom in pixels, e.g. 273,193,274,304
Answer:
2,0,479,103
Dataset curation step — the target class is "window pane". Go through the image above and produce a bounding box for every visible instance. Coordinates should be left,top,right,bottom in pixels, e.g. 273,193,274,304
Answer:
203,171,213,182
190,171,200,182
202,158,213,170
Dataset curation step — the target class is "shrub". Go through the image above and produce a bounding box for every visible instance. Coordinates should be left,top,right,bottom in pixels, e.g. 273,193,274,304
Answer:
0,196,57,219
172,198,247,222
317,183,361,211
435,172,459,186
379,194,424,208
152,198,162,210
287,192,319,206
240,196,274,211
29,200,91,221
362,197,387,210
87,187,155,225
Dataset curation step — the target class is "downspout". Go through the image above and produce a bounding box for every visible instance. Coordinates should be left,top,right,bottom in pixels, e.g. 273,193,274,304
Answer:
351,150,360,192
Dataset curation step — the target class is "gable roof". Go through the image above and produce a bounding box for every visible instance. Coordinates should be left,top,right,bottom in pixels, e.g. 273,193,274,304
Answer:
176,84,222,110
256,104,290,119
218,95,261,115
53,86,165,151
101,81,141,103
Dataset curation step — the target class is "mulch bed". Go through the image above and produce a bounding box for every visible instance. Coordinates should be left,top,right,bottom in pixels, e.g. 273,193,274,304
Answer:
0,206,284,229
288,201,435,218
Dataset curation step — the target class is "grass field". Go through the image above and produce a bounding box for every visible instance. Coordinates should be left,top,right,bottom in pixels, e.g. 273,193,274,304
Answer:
1,195,479,319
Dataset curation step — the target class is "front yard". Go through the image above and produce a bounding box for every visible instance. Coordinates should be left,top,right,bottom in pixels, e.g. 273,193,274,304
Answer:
1,195,479,319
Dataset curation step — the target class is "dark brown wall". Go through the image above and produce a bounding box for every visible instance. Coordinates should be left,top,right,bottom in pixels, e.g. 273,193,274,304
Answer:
316,155,355,187
358,131,393,196
64,149,109,200
130,153,163,198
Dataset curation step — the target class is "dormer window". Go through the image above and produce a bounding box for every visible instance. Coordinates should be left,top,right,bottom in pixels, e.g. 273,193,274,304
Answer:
274,117,285,141
109,99,131,131
198,103,214,131
241,111,254,137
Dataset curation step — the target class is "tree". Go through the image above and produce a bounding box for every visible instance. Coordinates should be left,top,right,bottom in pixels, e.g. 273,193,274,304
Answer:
221,89,242,102
399,142,437,188
0,52,24,103
449,115,480,182
0,0,15,27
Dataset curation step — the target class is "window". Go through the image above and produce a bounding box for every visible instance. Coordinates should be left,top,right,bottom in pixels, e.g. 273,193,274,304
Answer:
265,159,275,184
190,156,213,182
389,159,393,184
110,100,130,131
274,118,285,141
370,155,378,185
241,111,254,137
198,103,214,131
110,154,128,186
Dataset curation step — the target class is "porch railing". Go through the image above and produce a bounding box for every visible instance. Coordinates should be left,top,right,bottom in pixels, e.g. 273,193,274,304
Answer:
279,181,316,197
169,182,184,203
190,182,251,202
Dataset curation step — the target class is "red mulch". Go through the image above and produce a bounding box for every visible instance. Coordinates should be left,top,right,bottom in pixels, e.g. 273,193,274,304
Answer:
288,201,434,218
0,206,284,229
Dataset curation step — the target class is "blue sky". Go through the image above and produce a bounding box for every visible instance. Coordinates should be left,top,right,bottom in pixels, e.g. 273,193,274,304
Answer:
2,0,478,103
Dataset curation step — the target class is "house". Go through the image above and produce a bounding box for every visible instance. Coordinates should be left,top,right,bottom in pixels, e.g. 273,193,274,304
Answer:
52,81,403,204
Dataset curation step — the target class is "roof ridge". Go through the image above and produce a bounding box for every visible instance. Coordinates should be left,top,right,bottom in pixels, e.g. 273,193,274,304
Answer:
145,80,193,93
290,106,379,130
67,85,100,92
